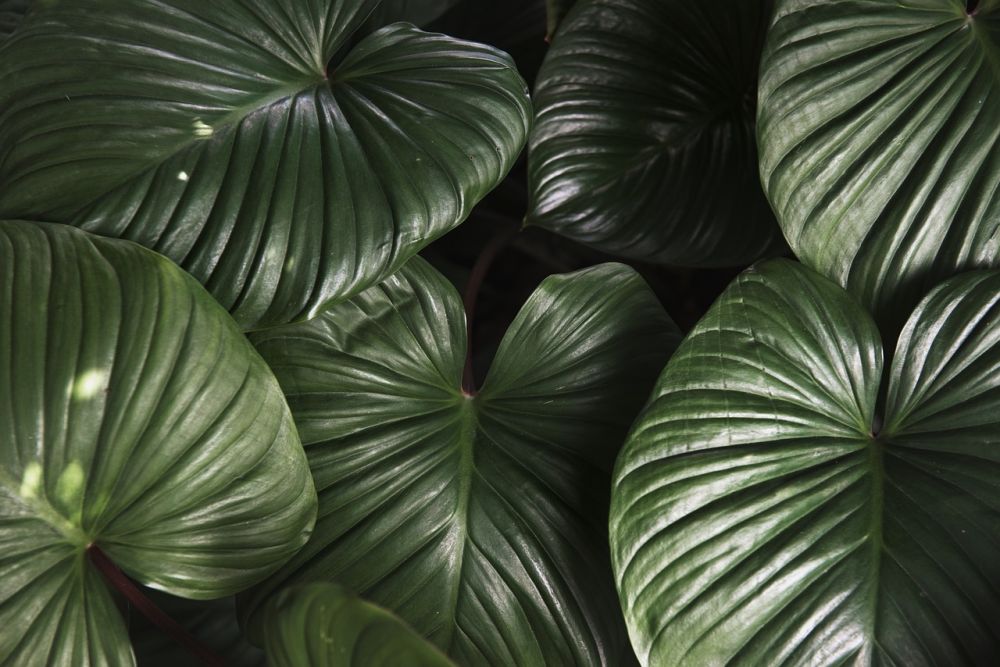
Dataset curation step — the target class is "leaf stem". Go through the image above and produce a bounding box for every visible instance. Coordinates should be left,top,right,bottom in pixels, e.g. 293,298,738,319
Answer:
87,546,226,667
462,227,518,395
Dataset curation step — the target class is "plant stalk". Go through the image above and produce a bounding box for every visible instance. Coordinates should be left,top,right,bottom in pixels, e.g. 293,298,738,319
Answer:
87,546,226,667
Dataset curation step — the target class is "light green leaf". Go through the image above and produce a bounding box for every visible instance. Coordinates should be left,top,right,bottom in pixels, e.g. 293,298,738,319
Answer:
758,0,1000,329
611,259,1000,665
528,0,781,266
241,257,680,665
0,221,317,666
0,0,531,330
263,583,455,667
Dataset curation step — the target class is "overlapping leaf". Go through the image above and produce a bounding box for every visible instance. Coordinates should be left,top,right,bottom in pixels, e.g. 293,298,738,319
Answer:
0,221,317,666
362,0,461,31
0,0,531,330
611,259,1000,665
759,0,1000,329
241,257,680,665
528,0,781,266
263,583,455,667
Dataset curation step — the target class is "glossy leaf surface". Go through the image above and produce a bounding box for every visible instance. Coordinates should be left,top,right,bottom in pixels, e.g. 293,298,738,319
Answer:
528,0,780,266
611,259,1000,665
0,0,531,330
0,221,316,666
759,0,1000,328
243,257,680,665
263,583,455,667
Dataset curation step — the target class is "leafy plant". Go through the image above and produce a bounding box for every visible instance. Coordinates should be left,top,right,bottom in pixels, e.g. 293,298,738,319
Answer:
0,0,998,665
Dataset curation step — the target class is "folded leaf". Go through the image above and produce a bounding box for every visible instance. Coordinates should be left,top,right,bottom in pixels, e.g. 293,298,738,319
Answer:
612,259,1000,665
0,0,531,329
0,221,316,666
263,583,455,667
528,0,781,266
242,257,680,665
759,0,1000,329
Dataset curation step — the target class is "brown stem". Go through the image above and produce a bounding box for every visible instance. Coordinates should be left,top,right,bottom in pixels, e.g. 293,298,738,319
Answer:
462,227,518,395
87,546,226,667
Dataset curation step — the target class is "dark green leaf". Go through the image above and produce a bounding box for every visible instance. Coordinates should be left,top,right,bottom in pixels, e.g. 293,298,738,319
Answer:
0,221,316,666
611,259,1000,665
528,0,781,266
545,0,573,40
758,0,1000,329
263,583,455,667
241,257,679,665
0,0,531,330
0,0,28,39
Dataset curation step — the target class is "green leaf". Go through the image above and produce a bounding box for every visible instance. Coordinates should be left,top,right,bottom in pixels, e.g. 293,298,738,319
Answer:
241,257,680,665
0,0,531,330
263,583,455,667
758,0,1000,330
611,259,1000,665
0,221,317,666
130,594,264,667
527,0,781,266
545,0,573,40
0,0,28,40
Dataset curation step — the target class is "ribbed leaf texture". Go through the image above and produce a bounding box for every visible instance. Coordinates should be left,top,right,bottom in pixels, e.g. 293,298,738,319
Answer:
0,0,531,329
528,0,781,266
242,257,681,665
0,221,316,666
612,259,1000,665
759,0,1000,331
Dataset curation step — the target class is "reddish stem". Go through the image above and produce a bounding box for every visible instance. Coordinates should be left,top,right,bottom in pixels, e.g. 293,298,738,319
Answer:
87,546,226,667
462,228,518,395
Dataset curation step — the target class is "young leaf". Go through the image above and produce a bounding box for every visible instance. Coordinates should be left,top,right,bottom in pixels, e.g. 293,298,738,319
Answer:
240,257,680,665
0,0,531,330
528,0,781,266
758,0,1000,329
0,221,317,666
611,259,1000,665
263,583,455,667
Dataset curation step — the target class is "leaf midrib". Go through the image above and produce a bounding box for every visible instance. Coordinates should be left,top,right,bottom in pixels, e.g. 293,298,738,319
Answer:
442,395,476,653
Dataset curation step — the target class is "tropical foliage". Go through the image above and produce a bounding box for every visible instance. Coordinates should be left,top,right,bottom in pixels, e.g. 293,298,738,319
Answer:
0,0,997,665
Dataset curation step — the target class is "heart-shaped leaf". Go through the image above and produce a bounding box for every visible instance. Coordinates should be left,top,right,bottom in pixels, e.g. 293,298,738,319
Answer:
263,583,455,667
240,257,680,665
758,0,1000,328
611,259,1000,665
527,0,781,266
0,0,27,40
0,0,531,330
0,221,317,666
